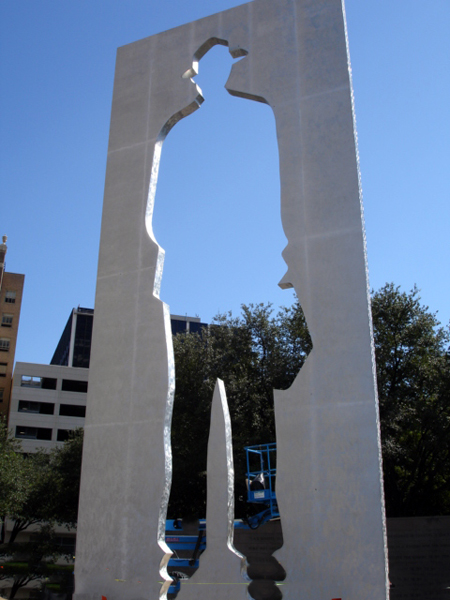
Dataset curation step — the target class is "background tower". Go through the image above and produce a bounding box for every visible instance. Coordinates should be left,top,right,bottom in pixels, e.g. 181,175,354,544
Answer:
0,235,25,421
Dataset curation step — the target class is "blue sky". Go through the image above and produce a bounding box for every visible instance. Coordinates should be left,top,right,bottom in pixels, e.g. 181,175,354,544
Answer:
1,0,449,366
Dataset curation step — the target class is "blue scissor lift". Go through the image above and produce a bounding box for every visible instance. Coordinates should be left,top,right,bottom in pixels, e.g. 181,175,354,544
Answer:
245,442,279,528
166,442,279,595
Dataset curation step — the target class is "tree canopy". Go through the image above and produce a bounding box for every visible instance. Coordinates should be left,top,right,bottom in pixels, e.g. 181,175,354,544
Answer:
0,419,30,527
169,286,449,519
2,283,448,552
0,429,83,599
1,428,83,547
372,283,450,516
169,301,312,518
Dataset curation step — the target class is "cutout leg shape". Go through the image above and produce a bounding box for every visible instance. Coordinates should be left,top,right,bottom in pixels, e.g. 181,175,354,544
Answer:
180,379,247,599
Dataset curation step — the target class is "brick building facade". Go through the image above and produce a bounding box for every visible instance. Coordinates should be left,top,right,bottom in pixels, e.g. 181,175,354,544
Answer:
0,236,25,420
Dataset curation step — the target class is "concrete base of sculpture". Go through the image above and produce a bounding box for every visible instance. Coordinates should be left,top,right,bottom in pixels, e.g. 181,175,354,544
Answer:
74,1,389,599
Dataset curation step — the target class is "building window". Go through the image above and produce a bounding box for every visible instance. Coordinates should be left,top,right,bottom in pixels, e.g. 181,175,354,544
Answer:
189,321,207,334
15,426,52,440
30,533,76,554
171,318,188,335
0,363,7,377
56,535,76,554
20,375,57,389
18,400,55,415
0,338,10,352
59,404,86,418
57,429,71,442
0,388,3,402
1,314,13,327
4,291,16,303
61,379,88,393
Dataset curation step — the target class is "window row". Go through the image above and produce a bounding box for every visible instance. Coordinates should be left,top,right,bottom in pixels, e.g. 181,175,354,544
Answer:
15,426,78,442
1,314,13,327
18,400,86,417
20,375,88,393
30,533,75,554
4,291,16,303
0,338,10,352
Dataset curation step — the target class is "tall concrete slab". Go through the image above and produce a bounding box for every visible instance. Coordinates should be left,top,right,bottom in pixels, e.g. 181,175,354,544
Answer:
74,1,389,599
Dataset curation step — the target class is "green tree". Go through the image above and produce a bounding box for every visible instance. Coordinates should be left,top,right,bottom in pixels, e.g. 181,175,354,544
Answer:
48,428,84,528
372,283,450,516
0,429,82,599
169,287,449,519
0,420,30,544
5,450,55,546
3,428,83,545
0,524,71,600
169,301,312,519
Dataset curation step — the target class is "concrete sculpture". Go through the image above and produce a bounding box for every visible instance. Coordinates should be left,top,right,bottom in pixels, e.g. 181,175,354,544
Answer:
74,0,389,599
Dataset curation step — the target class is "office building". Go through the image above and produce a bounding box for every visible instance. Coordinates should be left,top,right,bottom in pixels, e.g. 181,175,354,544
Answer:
51,307,94,368
8,362,88,453
0,236,25,420
8,308,207,450
50,307,206,369
170,314,208,336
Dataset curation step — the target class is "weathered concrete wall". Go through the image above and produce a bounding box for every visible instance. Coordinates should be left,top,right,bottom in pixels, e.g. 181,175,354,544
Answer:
387,516,450,600
74,1,388,599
